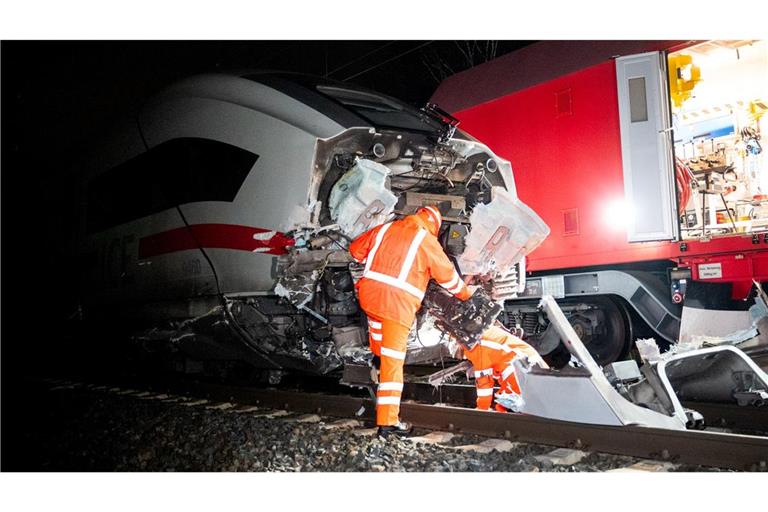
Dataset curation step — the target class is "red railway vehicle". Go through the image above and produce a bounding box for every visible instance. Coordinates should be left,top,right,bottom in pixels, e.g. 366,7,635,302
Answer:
433,40,768,365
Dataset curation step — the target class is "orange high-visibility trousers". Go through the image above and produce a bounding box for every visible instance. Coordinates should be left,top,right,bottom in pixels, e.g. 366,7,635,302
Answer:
366,314,411,426
465,324,548,411
469,346,516,410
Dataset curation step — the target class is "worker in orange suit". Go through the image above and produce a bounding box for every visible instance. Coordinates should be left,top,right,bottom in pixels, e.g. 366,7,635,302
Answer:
349,205,472,437
462,323,548,412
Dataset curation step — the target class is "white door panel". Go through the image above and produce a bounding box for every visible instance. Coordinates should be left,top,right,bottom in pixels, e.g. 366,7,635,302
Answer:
616,52,678,242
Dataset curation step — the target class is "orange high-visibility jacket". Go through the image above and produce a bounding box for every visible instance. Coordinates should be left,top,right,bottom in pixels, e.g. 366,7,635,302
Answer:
464,323,547,408
465,323,547,386
349,208,471,326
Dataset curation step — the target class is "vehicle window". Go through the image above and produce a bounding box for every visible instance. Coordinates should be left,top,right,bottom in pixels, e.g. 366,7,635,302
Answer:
316,85,444,133
87,137,257,232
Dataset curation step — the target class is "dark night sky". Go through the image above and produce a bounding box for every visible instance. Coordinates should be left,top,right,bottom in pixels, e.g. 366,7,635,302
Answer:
3,41,532,169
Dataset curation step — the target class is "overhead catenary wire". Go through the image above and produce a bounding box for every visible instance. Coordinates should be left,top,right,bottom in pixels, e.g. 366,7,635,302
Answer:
325,41,398,77
343,41,435,81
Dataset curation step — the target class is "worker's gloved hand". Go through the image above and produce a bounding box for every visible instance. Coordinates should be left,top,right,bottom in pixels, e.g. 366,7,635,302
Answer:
495,392,525,412
348,262,365,283
511,326,525,339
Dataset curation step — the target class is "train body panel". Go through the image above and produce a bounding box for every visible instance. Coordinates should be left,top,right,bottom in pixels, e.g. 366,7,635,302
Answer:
84,74,350,306
431,40,768,366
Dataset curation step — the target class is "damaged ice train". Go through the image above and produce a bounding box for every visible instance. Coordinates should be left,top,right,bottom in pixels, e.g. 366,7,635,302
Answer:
79,72,549,377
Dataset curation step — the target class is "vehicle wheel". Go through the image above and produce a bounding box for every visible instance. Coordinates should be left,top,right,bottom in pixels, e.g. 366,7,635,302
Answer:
566,296,630,366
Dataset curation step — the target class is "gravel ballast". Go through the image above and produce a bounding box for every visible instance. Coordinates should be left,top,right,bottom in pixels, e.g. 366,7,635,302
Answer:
5,380,731,472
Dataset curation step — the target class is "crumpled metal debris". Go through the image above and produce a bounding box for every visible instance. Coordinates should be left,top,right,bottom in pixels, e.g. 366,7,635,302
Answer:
457,187,549,278
426,360,472,387
331,326,372,365
274,273,328,324
140,300,346,375
328,158,398,239
421,284,502,349
635,338,662,364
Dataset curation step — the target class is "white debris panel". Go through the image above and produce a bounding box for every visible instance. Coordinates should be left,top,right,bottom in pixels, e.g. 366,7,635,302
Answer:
328,158,397,239
457,187,550,277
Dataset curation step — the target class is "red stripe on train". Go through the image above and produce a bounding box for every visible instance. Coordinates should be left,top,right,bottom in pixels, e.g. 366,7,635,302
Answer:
138,224,295,259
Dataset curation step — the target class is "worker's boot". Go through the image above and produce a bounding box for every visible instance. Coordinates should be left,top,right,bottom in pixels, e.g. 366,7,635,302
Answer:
377,420,412,439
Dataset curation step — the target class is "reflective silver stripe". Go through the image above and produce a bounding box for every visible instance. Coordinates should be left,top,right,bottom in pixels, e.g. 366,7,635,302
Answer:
369,320,382,329
424,205,441,227
438,271,460,290
447,280,465,295
474,368,494,378
377,396,401,405
398,229,427,281
501,364,516,381
371,332,382,341
364,271,425,300
480,340,513,353
364,222,392,275
476,387,494,397
378,382,404,392
362,224,427,300
380,347,406,360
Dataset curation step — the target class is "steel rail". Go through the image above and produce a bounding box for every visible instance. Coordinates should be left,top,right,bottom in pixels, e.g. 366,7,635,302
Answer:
146,379,768,471
404,382,768,434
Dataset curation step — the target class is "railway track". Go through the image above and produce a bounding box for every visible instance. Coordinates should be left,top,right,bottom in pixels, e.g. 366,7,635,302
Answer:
402,381,768,433
37,375,768,471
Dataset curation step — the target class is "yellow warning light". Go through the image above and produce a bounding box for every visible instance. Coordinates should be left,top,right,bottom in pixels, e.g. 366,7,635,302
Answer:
749,99,767,121
668,54,702,108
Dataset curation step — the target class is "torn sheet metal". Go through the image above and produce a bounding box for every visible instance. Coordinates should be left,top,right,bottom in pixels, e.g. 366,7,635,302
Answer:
457,187,549,278
679,281,766,344
426,360,472,387
331,325,372,365
520,299,767,430
636,338,663,364
679,288,768,369
162,304,281,369
657,346,768,407
155,299,346,375
679,306,754,343
405,317,456,365
328,158,397,239
515,296,686,430
274,273,328,324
